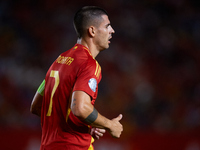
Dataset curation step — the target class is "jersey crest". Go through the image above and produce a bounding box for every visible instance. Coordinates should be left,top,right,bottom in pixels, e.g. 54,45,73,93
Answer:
88,78,97,92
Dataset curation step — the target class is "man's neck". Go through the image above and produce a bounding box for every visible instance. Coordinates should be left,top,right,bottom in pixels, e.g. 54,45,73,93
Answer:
77,38,99,58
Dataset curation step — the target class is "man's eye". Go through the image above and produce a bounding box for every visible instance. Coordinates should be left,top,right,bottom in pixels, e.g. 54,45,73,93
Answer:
106,24,111,28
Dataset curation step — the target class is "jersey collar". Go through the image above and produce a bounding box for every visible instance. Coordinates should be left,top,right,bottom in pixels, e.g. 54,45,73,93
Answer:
75,44,94,59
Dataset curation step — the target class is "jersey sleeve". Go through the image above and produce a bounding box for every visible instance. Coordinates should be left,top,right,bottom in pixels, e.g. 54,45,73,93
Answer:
73,60,99,99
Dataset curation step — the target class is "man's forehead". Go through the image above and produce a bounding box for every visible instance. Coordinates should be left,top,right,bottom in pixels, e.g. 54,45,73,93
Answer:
100,15,110,24
101,15,109,21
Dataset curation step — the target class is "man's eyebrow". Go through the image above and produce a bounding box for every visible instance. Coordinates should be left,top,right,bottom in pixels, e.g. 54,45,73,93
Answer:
106,23,111,27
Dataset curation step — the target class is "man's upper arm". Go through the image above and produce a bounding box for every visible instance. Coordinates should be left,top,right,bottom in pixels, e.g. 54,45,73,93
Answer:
30,92,43,116
30,80,45,116
71,91,94,120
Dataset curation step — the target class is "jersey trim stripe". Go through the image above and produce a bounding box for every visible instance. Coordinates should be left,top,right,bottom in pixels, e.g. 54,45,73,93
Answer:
88,137,94,150
97,65,101,79
66,108,71,122
95,61,99,76
95,61,101,79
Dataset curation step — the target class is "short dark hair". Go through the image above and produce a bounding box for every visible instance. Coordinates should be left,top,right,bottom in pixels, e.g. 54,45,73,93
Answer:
73,6,108,38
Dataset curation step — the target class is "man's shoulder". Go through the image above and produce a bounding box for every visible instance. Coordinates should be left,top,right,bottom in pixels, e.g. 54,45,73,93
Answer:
58,44,97,67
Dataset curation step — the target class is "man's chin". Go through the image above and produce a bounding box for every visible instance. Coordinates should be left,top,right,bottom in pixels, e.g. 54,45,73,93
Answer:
99,44,110,51
105,44,110,49
101,46,109,51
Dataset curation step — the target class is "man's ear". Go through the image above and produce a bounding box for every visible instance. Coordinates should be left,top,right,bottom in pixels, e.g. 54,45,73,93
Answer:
88,26,95,37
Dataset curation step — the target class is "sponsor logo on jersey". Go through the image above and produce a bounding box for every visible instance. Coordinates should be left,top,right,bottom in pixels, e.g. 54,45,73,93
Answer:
88,78,97,92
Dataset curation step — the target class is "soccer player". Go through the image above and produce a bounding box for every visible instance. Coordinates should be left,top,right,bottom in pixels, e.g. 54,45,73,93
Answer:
30,6,123,150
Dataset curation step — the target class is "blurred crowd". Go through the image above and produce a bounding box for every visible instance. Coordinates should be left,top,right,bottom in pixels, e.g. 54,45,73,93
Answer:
0,0,200,137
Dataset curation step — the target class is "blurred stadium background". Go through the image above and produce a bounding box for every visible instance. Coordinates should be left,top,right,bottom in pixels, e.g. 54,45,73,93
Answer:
0,0,200,149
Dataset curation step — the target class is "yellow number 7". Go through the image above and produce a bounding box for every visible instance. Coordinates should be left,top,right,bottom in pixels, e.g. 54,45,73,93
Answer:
46,70,60,116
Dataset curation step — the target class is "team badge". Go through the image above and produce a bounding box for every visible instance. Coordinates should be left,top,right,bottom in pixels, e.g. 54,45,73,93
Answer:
88,78,97,92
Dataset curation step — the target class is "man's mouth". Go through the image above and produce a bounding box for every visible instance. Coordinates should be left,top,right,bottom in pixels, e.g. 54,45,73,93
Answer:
108,36,112,43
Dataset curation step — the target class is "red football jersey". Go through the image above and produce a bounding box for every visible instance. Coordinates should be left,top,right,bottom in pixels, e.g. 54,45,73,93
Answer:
40,44,102,150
